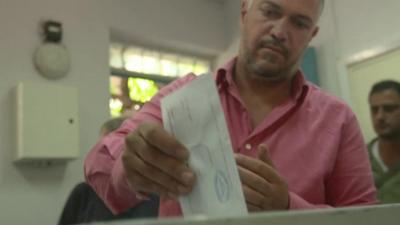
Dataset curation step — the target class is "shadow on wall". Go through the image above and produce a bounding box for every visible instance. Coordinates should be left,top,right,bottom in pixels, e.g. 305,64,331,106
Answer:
14,162,68,186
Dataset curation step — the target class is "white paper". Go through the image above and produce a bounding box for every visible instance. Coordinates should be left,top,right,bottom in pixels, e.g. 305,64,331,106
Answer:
161,74,248,218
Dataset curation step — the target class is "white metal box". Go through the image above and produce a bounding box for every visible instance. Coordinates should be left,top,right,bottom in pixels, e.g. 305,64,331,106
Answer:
15,82,80,162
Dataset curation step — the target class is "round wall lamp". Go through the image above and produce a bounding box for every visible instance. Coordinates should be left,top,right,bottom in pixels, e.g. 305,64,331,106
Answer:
34,21,70,80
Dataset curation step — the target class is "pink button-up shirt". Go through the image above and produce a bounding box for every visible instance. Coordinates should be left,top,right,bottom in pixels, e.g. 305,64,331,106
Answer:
84,58,377,217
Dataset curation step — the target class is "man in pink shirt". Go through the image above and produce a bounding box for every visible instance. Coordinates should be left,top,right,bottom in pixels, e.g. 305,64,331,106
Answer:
85,0,377,217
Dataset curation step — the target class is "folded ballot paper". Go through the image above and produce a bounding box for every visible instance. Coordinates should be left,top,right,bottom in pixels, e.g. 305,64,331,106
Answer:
161,74,248,219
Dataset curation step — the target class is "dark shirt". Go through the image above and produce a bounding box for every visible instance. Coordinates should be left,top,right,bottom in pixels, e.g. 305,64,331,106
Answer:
367,139,400,203
58,182,159,225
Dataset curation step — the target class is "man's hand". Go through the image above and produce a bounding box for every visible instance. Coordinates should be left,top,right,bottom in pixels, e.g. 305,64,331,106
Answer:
235,144,289,212
122,123,196,199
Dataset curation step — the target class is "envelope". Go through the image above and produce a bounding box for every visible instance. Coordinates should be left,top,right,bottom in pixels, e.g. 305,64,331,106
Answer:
161,74,248,218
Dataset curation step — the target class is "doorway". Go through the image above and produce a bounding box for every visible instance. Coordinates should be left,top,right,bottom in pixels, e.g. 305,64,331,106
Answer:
347,48,400,142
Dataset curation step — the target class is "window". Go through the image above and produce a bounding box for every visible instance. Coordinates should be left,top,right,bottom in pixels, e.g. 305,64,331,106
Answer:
109,43,212,117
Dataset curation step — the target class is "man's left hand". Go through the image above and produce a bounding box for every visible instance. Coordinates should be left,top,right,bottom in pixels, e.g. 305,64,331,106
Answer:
235,144,289,212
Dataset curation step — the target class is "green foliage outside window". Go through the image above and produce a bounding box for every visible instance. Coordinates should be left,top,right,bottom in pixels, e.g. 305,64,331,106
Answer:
109,44,210,117
110,98,123,117
128,78,159,103
109,77,159,117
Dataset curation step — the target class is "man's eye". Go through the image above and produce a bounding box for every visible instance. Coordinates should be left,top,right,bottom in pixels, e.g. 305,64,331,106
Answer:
263,9,280,18
383,105,400,112
371,107,378,114
293,19,310,29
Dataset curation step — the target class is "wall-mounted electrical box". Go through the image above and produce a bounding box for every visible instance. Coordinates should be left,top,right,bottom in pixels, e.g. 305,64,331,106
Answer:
15,82,79,162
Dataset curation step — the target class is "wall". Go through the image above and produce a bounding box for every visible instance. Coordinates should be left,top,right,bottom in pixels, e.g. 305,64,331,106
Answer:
310,0,342,97
334,0,400,60
0,0,109,225
104,0,227,58
333,0,400,104
223,0,241,45
216,0,240,67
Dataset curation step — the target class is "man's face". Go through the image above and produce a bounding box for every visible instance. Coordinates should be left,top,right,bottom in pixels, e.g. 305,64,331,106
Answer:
369,89,400,140
239,0,320,81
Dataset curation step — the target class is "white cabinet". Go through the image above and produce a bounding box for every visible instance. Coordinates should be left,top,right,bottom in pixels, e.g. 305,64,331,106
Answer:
15,82,79,162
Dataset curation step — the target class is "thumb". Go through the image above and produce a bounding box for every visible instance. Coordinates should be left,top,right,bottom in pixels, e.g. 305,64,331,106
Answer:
257,144,275,168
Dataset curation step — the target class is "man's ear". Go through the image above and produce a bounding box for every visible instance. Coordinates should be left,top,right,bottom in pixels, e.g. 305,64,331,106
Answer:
240,0,250,30
240,0,249,23
311,26,319,38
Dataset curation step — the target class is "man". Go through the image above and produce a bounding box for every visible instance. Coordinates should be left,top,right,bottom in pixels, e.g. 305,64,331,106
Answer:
368,80,400,203
85,0,377,217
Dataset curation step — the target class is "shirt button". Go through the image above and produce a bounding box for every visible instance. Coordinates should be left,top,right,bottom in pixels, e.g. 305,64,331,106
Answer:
245,144,252,150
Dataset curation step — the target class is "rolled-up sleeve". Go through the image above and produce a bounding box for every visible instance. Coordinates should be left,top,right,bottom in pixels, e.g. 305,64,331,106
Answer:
84,74,196,214
84,133,137,214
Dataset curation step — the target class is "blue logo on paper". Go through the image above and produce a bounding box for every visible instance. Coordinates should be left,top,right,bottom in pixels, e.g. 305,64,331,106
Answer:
214,170,230,203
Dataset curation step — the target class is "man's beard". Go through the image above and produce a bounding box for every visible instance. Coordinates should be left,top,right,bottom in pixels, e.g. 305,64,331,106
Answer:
379,128,400,141
244,51,291,81
243,36,295,81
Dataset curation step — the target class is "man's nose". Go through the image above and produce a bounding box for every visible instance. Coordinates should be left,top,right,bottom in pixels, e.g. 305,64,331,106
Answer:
375,108,386,121
271,18,289,43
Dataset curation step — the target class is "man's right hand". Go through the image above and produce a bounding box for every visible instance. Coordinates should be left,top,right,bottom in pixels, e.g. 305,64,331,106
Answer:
122,122,196,199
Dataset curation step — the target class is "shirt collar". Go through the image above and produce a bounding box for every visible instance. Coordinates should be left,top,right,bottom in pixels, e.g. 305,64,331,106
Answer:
215,57,237,90
215,57,308,102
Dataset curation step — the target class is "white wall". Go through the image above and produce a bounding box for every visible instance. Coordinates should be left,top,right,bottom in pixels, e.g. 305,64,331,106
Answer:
215,0,240,67
333,0,400,104
311,0,342,97
105,0,227,58
334,0,400,60
0,1,109,225
223,0,241,45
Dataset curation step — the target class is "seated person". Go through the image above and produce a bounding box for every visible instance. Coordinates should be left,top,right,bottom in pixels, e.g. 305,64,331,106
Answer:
59,117,159,225
367,80,400,203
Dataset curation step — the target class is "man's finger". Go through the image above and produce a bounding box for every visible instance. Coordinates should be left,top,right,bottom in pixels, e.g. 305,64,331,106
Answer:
138,123,189,161
247,203,262,212
242,184,265,207
124,148,192,196
257,144,275,168
238,165,272,196
236,153,280,183
125,134,196,190
123,162,171,197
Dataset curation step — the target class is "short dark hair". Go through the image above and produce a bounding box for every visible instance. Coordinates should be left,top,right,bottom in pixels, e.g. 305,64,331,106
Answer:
369,80,400,98
248,0,325,15
100,117,126,135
